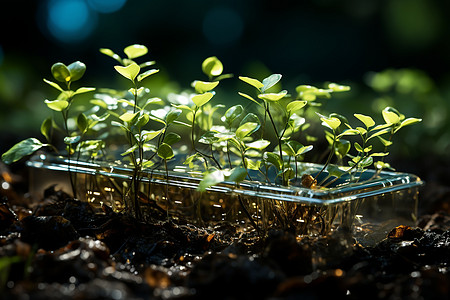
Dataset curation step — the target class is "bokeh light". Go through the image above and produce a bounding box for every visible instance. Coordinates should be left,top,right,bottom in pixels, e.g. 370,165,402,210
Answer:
46,0,97,43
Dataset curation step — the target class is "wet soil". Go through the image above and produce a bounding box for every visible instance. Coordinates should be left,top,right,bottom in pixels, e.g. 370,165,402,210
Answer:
1,162,450,299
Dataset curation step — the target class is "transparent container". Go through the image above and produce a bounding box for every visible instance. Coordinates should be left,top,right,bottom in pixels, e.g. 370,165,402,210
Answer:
26,153,423,241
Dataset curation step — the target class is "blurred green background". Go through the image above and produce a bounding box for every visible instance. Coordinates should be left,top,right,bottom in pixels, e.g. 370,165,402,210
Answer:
1,0,449,180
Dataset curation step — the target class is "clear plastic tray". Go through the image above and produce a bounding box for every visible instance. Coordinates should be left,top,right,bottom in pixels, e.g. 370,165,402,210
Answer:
26,153,423,240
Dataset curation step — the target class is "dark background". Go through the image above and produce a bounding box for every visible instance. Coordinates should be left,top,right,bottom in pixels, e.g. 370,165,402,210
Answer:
1,0,449,180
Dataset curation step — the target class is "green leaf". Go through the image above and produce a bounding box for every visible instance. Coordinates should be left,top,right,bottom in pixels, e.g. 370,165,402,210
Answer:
261,74,282,92
326,164,346,178
245,158,261,171
124,44,148,59
378,136,393,147
114,63,140,81
119,112,138,123
238,92,262,107
64,136,81,145
245,139,270,150
192,92,214,107
226,167,247,183
368,128,391,140
258,90,288,102
45,99,69,111
317,113,341,131
121,144,138,157
137,69,159,82
359,156,374,168
199,131,220,145
73,87,95,96
286,100,307,114
239,76,264,90
197,169,224,191
395,117,422,133
236,122,258,140
202,56,223,77
335,140,350,158
40,117,52,142
99,48,122,63
354,113,375,128
51,63,70,83
354,142,363,152
67,61,86,82
297,145,313,155
163,132,181,145
328,83,351,92
2,138,45,164
382,107,403,125
157,143,174,160
133,113,150,128
263,152,282,171
222,105,243,125
370,152,389,157
142,129,163,142
43,79,64,92
165,109,182,124
192,80,219,94
77,113,88,133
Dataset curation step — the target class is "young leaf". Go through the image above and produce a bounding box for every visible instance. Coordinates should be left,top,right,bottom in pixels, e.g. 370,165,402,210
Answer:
328,83,351,92
245,139,270,151
119,112,138,123
114,63,140,81
64,136,81,145
142,129,163,142
354,114,375,128
99,48,122,63
157,143,174,160
163,132,181,145
317,113,341,131
137,69,159,82
197,169,225,191
43,79,64,92
226,167,247,183
45,99,69,111
286,100,307,114
239,76,264,90
235,122,258,140
192,92,214,107
51,63,70,83
395,118,422,133
2,138,45,164
77,113,89,133
67,61,86,82
202,56,223,77
73,87,95,96
40,117,52,142
258,90,288,102
165,109,182,125
124,44,148,59
222,104,243,125
263,152,282,171
261,74,282,92
238,92,262,107
192,80,219,94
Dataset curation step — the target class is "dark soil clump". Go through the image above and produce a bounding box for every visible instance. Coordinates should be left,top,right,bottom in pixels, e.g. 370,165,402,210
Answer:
1,164,450,299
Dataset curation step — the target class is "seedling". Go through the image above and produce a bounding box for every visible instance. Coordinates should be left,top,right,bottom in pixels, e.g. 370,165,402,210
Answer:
2,61,95,197
2,44,422,232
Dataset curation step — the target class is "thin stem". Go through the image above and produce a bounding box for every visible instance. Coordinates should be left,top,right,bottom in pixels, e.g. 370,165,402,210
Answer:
315,131,336,181
266,104,285,184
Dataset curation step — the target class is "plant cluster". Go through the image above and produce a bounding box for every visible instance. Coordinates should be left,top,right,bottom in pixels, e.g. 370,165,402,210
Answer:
2,44,422,221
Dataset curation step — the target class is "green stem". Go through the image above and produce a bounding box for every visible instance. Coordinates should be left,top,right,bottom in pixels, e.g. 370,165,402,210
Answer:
315,131,336,181
266,103,285,184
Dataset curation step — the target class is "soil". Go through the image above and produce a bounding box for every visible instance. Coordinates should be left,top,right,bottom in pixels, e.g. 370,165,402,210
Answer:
1,160,450,299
